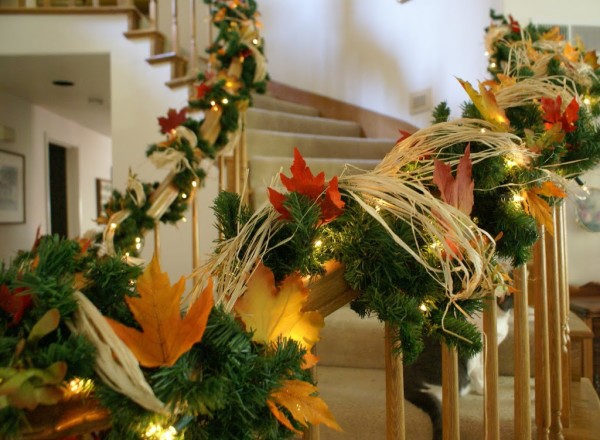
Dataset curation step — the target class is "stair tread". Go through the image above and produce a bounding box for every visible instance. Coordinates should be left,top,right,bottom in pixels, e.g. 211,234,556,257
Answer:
147,51,186,64
124,29,163,39
252,93,320,117
247,107,362,137
247,128,395,160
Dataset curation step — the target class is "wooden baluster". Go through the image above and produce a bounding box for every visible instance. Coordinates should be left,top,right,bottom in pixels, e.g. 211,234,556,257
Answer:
153,221,160,257
385,324,405,440
191,186,200,274
483,299,500,440
533,226,551,440
442,343,459,440
513,265,532,439
92,0,100,8
558,203,571,427
171,0,179,55
188,0,199,77
218,155,226,193
546,208,564,439
233,139,241,196
148,0,157,30
240,112,249,205
304,346,320,440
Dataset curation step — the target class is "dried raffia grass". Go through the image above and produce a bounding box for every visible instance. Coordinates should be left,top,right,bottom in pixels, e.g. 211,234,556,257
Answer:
375,118,529,181
495,76,578,110
68,292,166,414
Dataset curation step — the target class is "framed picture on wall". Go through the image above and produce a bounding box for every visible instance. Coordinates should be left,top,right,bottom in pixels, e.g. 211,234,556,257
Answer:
0,149,25,224
96,178,112,217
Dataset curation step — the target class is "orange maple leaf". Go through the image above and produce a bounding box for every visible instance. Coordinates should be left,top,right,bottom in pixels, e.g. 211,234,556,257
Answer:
520,182,566,236
458,78,510,130
584,50,599,69
106,254,214,368
234,262,324,350
541,96,579,133
267,379,342,434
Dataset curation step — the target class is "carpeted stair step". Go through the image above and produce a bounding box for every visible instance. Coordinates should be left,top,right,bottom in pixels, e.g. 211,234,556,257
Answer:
247,107,362,137
317,367,531,440
252,93,320,117
247,129,396,161
318,306,385,370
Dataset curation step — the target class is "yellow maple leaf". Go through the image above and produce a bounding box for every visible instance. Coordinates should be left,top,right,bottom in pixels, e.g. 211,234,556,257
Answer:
541,27,564,42
106,254,214,368
563,43,580,63
234,262,324,350
458,78,510,130
521,182,566,236
267,379,342,434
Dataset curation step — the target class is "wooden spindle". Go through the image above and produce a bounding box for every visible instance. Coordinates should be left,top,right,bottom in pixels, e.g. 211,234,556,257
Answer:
483,298,500,440
148,0,157,30
304,346,320,440
188,0,199,76
153,221,160,257
533,226,551,440
240,112,249,205
233,140,241,196
546,208,564,439
558,202,571,427
218,155,226,193
385,324,405,440
191,192,200,273
171,0,180,55
513,265,532,439
441,343,460,440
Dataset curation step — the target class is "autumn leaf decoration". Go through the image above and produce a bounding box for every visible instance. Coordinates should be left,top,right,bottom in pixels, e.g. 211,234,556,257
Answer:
433,145,474,216
158,108,188,134
234,262,324,350
0,285,32,328
106,254,213,368
268,148,345,225
520,181,567,235
267,379,342,434
541,96,579,134
458,78,510,131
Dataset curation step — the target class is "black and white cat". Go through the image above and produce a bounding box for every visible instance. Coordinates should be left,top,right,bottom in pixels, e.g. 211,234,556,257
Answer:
403,297,513,440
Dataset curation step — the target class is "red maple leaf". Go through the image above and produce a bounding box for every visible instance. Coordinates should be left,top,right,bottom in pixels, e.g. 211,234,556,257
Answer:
0,285,32,327
433,144,474,216
541,96,579,133
396,129,412,144
268,148,345,225
508,15,521,34
158,108,188,134
195,82,212,101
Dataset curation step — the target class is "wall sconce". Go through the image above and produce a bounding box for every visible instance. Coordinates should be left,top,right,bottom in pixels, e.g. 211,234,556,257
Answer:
0,125,15,142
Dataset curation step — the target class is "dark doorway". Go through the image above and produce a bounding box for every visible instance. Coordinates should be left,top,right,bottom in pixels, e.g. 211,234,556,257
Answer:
48,143,68,237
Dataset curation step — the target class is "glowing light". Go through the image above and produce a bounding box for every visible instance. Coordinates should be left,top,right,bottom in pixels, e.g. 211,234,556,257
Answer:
135,243,142,250
222,98,229,104
181,216,187,222
110,223,117,229
489,62,497,68
583,97,591,106
314,240,323,248
252,38,259,45
192,180,198,188
181,193,188,199
143,423,177,440
484,50,490,57
135,237,142,243
480,128,487,133
512,193,525,205
210,100,216,107
125,252,130,257
65,377,94,396
505,159,517,169
419,303,428,312
212,105,220,112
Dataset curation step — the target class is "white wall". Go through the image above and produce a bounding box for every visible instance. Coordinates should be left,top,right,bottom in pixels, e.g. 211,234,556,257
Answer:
502,0,600,26
0,14,219,281
259,0,495,129
0,90,111,262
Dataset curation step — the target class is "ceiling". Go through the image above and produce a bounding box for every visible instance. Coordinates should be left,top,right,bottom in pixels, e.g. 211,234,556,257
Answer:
0,54,111,136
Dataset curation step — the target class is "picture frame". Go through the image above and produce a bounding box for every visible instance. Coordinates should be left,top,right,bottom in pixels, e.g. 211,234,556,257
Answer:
96,178,112,217
0,149,25,224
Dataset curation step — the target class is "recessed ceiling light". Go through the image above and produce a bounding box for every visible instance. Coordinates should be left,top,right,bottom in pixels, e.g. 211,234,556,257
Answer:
52,80,74,87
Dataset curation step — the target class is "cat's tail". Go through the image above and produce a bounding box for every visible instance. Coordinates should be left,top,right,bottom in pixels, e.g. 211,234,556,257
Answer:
405,388,443,440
